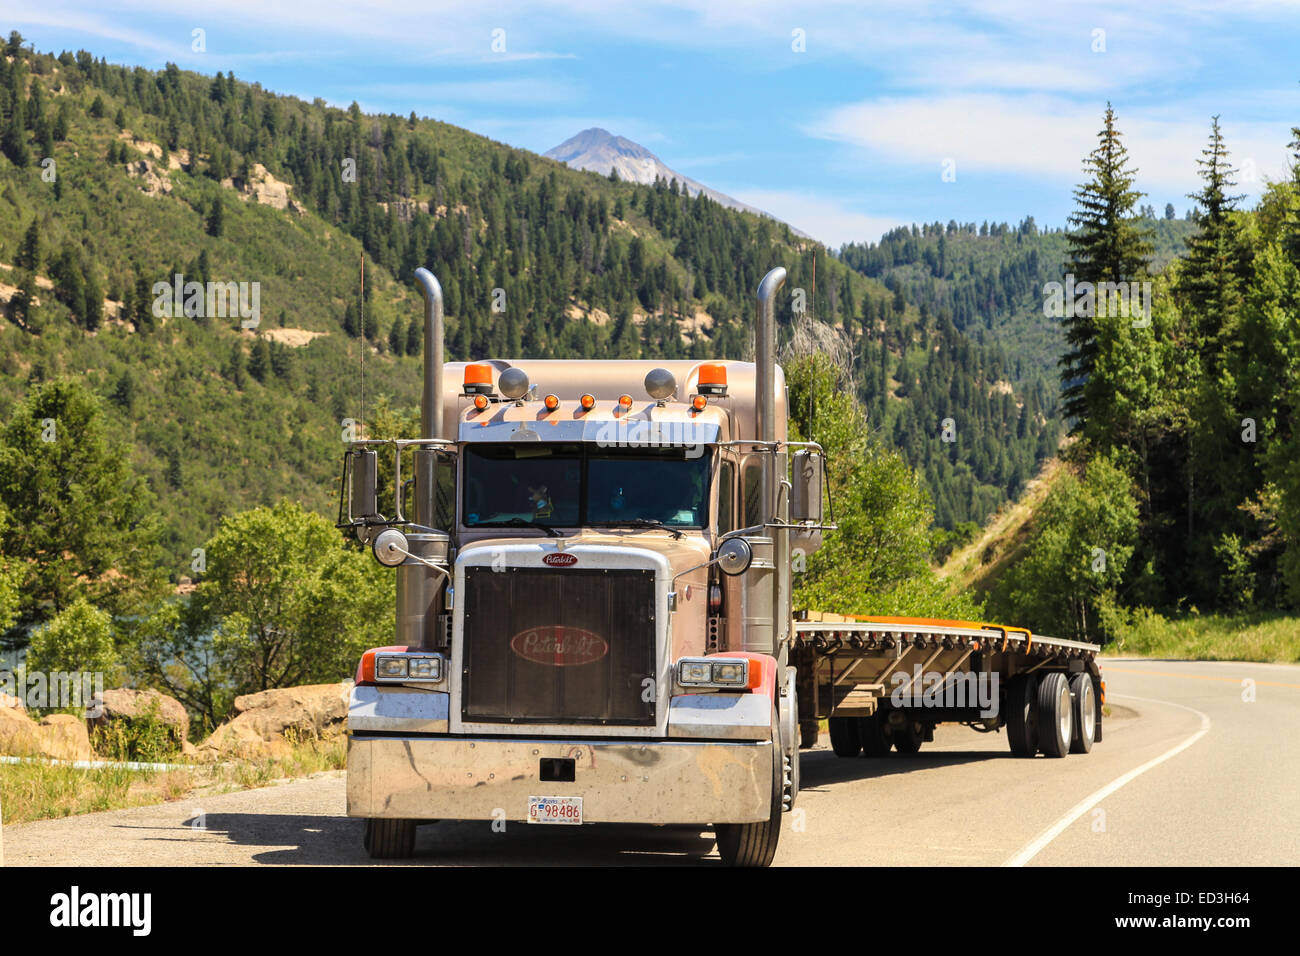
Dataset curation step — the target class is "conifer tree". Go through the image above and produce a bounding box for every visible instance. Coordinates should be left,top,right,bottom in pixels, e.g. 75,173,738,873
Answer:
1060,104,1153,431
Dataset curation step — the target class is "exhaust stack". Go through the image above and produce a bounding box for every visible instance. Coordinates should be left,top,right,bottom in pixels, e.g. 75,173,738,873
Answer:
755,266,786,516
402,268,448,649
414,267,445,442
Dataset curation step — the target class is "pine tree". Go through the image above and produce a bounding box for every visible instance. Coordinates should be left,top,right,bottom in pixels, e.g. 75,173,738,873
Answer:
405,314,422,356
16,218,40,271
388,316,406,354
1060,104,1153,431
1178,117,1250,345
248,337,271,382
207,197,224,237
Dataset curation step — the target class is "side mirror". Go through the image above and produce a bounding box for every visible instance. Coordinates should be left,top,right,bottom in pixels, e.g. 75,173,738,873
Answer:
372,528,410,567
350,448,379,521
716,537,753,576
790,449,824,524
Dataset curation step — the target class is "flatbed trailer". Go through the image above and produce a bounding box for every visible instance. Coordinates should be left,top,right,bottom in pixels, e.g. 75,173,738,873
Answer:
790,614,1104,758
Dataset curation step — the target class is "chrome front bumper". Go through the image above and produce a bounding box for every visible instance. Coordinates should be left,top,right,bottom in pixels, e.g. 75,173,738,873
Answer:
347,734,773,824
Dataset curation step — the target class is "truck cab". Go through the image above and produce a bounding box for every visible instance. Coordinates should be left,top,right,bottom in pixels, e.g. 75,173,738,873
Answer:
342,268,824,866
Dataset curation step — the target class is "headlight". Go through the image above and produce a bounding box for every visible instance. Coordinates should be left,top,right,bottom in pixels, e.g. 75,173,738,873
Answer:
376,656,409,679
677,657,749,689
373,653,443,683
679,660,712,684
408,656,441,680
711,662,746,685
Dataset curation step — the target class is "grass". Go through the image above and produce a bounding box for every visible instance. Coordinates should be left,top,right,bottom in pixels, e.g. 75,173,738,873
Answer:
937,456,1066,598
1104,609,1300,664
0,732,346,825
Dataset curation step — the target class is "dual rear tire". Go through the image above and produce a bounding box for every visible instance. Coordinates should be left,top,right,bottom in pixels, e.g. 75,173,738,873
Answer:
828,713,923,756
1006,671,1098,757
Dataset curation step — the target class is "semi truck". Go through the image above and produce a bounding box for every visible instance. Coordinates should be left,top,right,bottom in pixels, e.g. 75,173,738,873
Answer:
340,266,1105,866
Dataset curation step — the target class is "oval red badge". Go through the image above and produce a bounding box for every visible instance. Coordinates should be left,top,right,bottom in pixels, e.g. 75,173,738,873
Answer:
542,552,579,567
510,626,609,666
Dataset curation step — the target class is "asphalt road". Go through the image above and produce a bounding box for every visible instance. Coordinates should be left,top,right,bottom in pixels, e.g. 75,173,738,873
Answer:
6,658,1298,866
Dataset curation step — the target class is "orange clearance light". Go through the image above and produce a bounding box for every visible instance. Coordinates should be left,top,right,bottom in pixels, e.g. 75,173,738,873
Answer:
580,393,596,411
697,363,728,396
691,394,708,412
618,394,633,409
463,363,493,395
544,394,560,411
473,394,489,411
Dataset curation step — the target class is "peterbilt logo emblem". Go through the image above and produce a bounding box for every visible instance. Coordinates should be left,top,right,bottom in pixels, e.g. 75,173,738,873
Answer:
511,627,609,666
542,552,579,567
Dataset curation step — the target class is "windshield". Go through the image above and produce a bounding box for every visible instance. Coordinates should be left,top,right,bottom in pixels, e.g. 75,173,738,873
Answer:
463,443,711,529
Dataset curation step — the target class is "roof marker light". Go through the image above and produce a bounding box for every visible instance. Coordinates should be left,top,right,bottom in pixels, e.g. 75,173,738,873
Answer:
473,394,489,411
691,395,708,412
544,394,560,411
463,363,493,395
697,363,728,396
580,393,596,411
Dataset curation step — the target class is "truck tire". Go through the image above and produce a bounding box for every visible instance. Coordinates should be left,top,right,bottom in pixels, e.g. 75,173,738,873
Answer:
799,720,820,749
715,713,782,867
1036,672,1073,758
1069,672,1097,754
892,718,924,755
363,818,416,859
828,716,861,757
857,714,891,756
1006,674,1038,757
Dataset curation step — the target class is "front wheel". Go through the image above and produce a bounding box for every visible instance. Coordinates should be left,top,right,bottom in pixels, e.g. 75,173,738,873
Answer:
363,818,416,859
715,714,783,867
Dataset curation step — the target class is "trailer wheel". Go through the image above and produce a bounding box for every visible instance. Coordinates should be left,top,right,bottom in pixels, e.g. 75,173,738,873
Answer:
857,714,891,756
828,716,861,757
1006,674,1039,757
715,711,782,867
1036,672,1073,758
1069,672,1097,754
892,718,924,755
363,818,416,859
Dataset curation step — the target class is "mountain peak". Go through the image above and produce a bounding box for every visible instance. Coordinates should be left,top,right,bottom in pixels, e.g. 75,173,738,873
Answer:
544,129,809,238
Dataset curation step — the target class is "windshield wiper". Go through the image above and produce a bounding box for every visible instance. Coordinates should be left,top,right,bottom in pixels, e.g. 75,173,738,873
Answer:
494,517,562,537
599,518,685,540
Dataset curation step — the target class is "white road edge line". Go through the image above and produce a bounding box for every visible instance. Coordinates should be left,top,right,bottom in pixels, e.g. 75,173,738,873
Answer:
1001,693,1212,867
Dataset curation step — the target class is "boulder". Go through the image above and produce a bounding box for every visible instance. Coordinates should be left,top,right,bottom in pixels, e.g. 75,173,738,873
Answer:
0,708,93,760
0,691,23,712
197,681,351,760
87,688,190,747
36,714,94,761
0,706,39,756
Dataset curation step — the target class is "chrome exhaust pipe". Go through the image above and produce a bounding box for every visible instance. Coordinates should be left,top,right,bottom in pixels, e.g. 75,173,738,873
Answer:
405,268,448,649
755,266,786,455
414,267,445,441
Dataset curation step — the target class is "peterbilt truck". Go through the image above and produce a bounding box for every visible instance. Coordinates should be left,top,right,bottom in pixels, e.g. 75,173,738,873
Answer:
340,266,1105,867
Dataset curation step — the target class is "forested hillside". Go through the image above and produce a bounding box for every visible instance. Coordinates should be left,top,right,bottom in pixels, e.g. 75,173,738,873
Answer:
839,215,1198,378
0,35,1055,565
976,108,1300,642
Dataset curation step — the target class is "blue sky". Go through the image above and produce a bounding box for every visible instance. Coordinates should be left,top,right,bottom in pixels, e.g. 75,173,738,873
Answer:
7,1,1300,245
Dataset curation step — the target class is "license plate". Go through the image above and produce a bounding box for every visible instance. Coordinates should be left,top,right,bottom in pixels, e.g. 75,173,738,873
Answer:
527,795,583,825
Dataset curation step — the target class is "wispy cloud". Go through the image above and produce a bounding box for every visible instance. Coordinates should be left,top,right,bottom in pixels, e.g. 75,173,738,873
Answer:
809,94,1295,196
